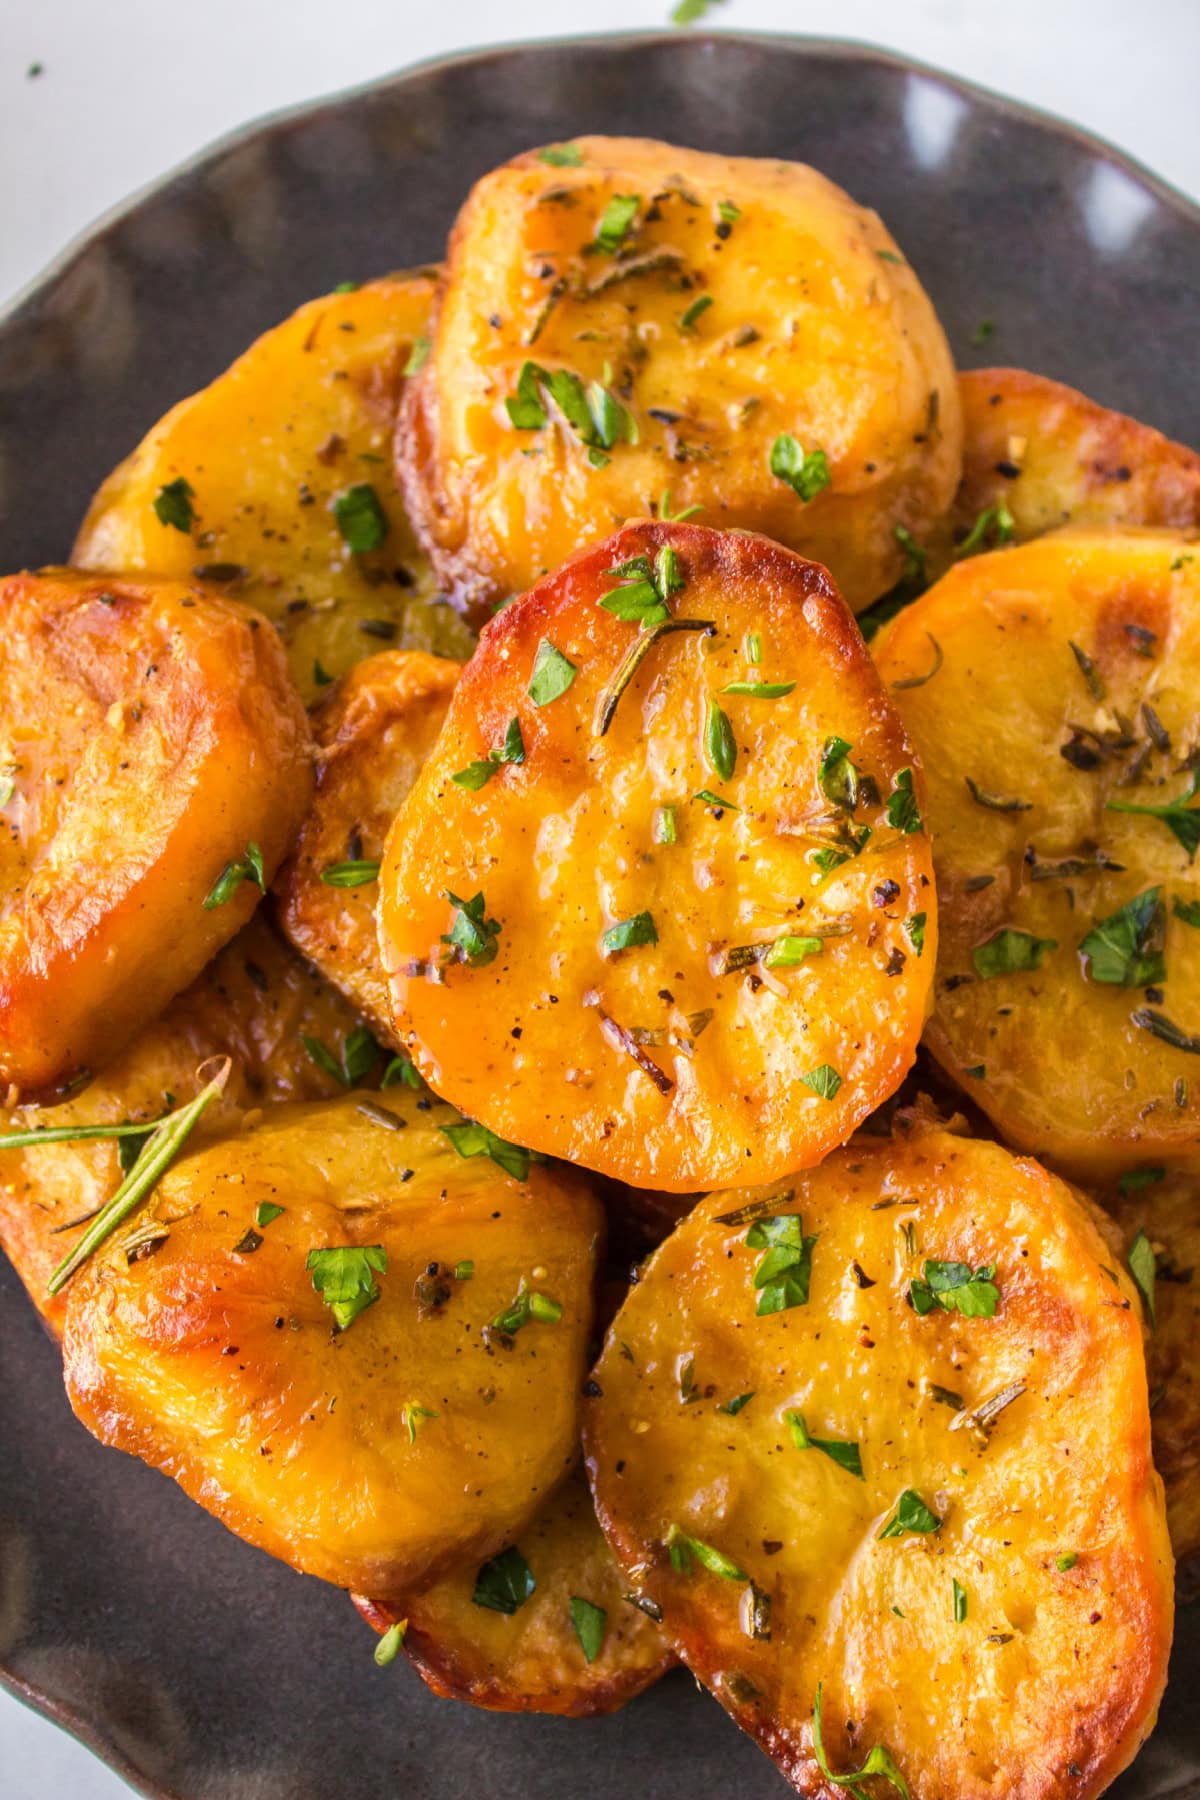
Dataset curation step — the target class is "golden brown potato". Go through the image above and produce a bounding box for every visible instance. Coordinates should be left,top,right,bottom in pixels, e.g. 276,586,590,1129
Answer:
0,915,367,1337
400,136,962,616
379,521,936,1193
874,529,1200,1179
274,650,460,1037
0,569,312,1101
354,1465,674,1715
63,1090,604,1600
1100,1167,1200,1572
947,368,1200,560
72,275,473,699
585,1120,1173,1800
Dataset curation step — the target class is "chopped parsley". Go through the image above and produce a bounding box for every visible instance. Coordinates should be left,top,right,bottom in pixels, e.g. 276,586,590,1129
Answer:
373,1620,406,1666
303,1026,380,1087
664,1526,747,1581
538,142,584,166
718,1391,755,1416
1128,1228,1157,1328
1108,770,1200,862
256,1201,284,1227
320,859,380,887
878,1489,942,1539
769,434,831,502
957,500,1015,557
505,362,636,465
203,842,265,910
679,293,713,333
441,1120,537,1181
1079,887,1166,987
153,477,195,533
1056,1553,1078,1573
905,912,927,956
654,805,678,845
473,1546,535,1615
569,1596,607,1662
1174,896,1200,927
333,483,388,553
402,1402,438,1444
705,699,737,782
953,1579,968,1623
909,1259,999,1319
819,735,859,812
693,788,740,811
593,192,640,254
528,638,578,706
1119,1167,1165,1195
442,890,501,967
491,1281,563,1334
972,928,1057,979
746,1212,817,1315
786,1411,863,1478
721,680,795,699
671,0,728,22
799,1064,842,1101
381,1054,422,1090
601,911,658,955
763,935,823,968
600,548,684,626
885,769,922,834
306,1244,386,1330
452,716,525,788
812,1683,910,1799
893,524,928,590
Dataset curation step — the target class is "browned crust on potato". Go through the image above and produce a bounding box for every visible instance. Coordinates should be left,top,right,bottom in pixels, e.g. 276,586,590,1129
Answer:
380,519,936,1191
273,649,460,1039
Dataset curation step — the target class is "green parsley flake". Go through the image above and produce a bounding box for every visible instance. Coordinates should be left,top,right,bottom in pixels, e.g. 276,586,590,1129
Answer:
306,1244,386,1331
693,788,740,812
1128,1227,1157,1328
1119,1167,1165,1195
441,1120,537,1181
879,1489,942,1539
763,935,822,968
153,477,195,533
594,193,640,254
569,1596,607,1662
721,680,795,699
203,843,265,910
538,143,584,166
819,735,859,812
473,1546,535,1614
953,1579,968,1623
799,1064,842,1101
972,928,1057,980
452,716,525,788
528,639,578,706
1174,896,1200,927
601,912,658,955
1056,1552,1078,1573
769,434,831,502
909,1259,999,1319
671,0,728,23
785,1410,864,1478
1108,771,1200,862
381,1054,422,1091
717,1391,755,1415
664,1525,746,1581
905,913,926,956
256,1201,285,1228
402,1402,438,1444
746,1212,817,1315
333,483,388,553
885,768,923,834
812,1682,910,1799
957,500,1015,558
1079,887,1166,987
492,1281,563,1334
442,890,501,968
705,699,737,782
320,859,380,887
679,293,714,333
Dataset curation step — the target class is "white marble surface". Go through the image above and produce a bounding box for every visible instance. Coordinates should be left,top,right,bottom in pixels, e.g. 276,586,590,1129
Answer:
0,1,1197,1793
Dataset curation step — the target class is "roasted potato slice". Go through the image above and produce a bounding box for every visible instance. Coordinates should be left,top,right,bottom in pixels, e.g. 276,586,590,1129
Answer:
1101,1167,1200,1572
355,1464,674,1715
274,650,460,1037
379,521,936,1192
400,136,961,616
946,368,1200,559
0,915,366,1336
62,1090,603,1599
585,1120,1173,1800
874,529,1200,1178
0,569,312,1100
73,274,473,699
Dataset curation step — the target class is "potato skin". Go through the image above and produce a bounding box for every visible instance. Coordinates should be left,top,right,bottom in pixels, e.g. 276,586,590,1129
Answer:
401,136,961,615
0,570,312,1100
0,916,367,1337
62,1092,604,1600
379,521,936,1192
354,1465,673,1716
585,1122,1173,1800
274,650,460,1038
72,275,473,699
950,368,1200,554
875,529,1200,1178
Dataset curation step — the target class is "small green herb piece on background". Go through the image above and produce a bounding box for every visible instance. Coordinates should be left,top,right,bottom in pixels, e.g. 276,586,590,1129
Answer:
909,1259,999,1318
769,434,831,502
594,193,640,253
538,143,584,166
1128,1228,1157,1328
705,700,737,782
799,1065,842,1101
601,912,658,955
307,1244,386,1330
1108,772,1200,861
153,477,195,533
441,1121,536,1181
528,639,578,706
320,859,380,887
786,1411,864,1478
812,1683,910,1798
879,1489,942,1539
442,890,501,967
664,1525,747,1581
746,1213,817,1315
885,769,922,834
569,1596,607,1662
972,928,1057,980
473,1546,535,1614
1079,887,1166,987
203,843,265,910
373,1621,406,1666
334,483,388,553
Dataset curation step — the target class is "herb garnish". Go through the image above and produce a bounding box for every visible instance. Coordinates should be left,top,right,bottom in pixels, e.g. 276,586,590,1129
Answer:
972,928,1056,979
403,336,430,376
654,805,678,844
1174,897,1200,927
786,1411,863,1478
892,524,928,592
905,913,926,956
799,1064,842,1101
600,547,684,626
1079,887,1166,987
746,1213,817,1314
596,618,716,735
671,0,728,22
334,483,388,553
879,1489,942,1538
373,1621,406,1666
505,362,637,466
1108,771,1200,861
1128,1228,1157,1327
664,1526,747,1582
491,1281,563,1334
909,1259,999,1318
956,500,1015,557
721,680,795,699
593,193,640,253
705,699,737,782
953,1579,968,1624
769,434,831,502
473,1546,535,1615
528,639,578,706
891,633,943,691
693,787,740,811
442,890,501,967
401,1402,438,1444
679,293,713,333
819,736,859,812
718,1392,755,1416
441,1121,539,1181
153,477,195,533
1056,1553,1078,1573
812,1683,910,1799
601,912,658,955
306,1244,386,1330
1131,1009,1200,1053
1119,1167,1165,1195
302,1025,380,1087
320,859,381,887
452,717,525,789
965,775,1030,813
256,1201,284,1227
885,769,922,834
569,1597,607,1662
203,842,265,909
538,143,584,166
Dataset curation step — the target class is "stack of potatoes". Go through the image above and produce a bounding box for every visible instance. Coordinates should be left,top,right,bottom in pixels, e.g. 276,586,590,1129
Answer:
3,136,1199,1798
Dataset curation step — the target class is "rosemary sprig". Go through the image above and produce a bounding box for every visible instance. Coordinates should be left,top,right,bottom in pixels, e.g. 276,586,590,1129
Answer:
596,618,715,736
43,1059,231,1295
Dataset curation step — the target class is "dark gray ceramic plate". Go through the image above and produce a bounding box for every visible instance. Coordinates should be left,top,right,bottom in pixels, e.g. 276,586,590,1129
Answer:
1,31,1198,1800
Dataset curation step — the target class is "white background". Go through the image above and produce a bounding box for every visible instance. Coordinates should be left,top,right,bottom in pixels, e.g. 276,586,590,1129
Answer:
0,0,1197,1793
